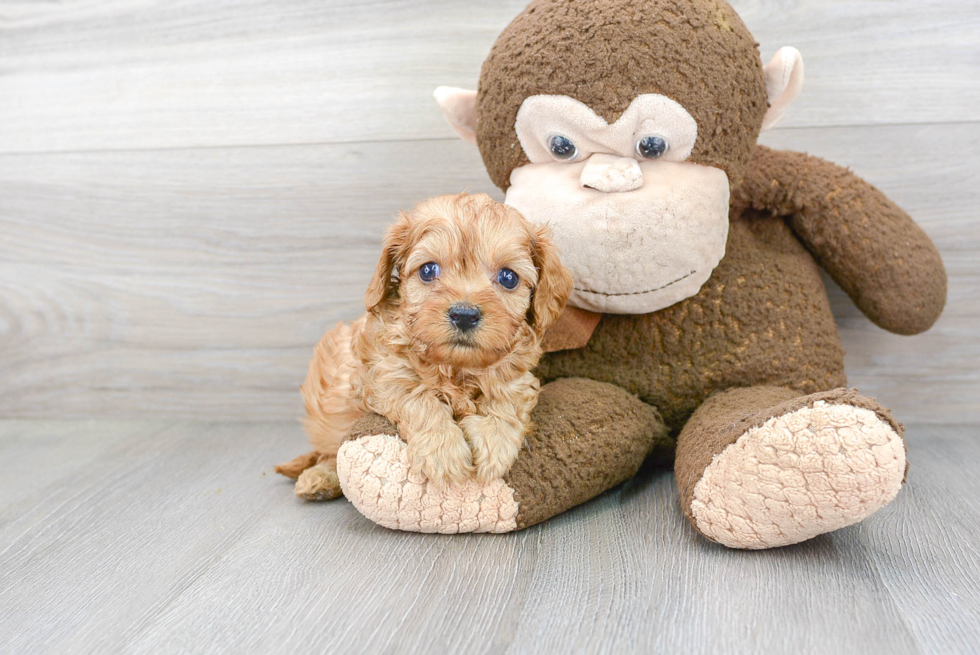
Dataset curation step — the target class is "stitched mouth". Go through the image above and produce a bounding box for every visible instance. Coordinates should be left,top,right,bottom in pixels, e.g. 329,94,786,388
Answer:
574,270,696,297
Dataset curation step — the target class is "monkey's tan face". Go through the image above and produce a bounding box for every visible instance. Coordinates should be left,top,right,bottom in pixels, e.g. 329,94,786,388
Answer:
435,26,805,314
398,213,538,369
503,94,730,314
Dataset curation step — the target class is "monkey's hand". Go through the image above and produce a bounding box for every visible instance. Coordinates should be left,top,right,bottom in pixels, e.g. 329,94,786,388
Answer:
736,145,946,335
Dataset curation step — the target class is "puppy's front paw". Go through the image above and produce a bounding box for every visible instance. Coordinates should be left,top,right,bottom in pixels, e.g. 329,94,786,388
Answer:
461,415,522,483
406,427,474,488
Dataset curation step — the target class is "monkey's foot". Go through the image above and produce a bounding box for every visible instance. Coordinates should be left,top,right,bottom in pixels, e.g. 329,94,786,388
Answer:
682,389,907,550
335,378,670,534
336,434,519,533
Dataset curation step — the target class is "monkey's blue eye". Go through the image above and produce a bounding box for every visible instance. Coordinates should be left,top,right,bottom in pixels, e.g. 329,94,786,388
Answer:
419,262,441,282
636,135,668,159
497,268,519,290
548,135,577,161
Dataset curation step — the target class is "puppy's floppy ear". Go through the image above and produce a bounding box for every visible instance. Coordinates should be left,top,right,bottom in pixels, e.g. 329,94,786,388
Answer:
527,223,574,336
364,212,412,313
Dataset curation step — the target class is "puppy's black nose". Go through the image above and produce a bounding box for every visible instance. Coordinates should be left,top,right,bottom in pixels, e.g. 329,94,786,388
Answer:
448,304,481,332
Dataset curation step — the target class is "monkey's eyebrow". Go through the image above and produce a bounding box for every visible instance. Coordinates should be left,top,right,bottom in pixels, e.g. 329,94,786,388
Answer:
514,93,698,163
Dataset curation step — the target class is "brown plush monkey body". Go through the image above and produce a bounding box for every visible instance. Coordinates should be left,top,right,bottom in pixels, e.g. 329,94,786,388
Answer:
539,143,947,428
531,145,944,539
323,0,946,548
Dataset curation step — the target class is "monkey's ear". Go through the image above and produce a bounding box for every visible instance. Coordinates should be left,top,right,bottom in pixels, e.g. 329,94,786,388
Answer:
761,47,804,131
364,213,412,313
528,224,574,337
433,87,478,145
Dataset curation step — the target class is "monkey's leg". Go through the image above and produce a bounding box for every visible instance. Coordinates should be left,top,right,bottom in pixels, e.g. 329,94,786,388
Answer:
675,386,907,550
335,378,671,533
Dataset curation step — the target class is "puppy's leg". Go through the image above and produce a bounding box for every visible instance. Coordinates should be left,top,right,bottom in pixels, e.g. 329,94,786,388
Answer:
462,374,539,483
295,454,342,501
301,318,365,456
275,450,320,480
460,412,522,484
278,318,364,498
388,392,474,488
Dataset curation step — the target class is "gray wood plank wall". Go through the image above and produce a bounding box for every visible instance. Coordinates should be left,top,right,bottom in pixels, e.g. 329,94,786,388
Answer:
1,0,977,421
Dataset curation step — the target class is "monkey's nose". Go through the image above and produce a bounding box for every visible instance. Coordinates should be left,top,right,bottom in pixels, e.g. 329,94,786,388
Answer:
448,304,482,332
580,154,643,193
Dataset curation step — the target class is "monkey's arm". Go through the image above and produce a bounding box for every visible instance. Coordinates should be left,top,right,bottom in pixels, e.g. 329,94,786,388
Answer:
734,145,947,335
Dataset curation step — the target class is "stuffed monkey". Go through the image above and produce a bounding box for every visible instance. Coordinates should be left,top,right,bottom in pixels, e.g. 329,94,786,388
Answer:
304,0,946,548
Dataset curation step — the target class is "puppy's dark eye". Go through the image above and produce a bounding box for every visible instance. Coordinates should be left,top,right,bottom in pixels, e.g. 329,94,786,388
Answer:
496,268,519,290
636,135,668,159
418,262,441,282
548,135,577,161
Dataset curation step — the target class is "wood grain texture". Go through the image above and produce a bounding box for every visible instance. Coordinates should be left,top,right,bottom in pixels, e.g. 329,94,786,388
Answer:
0,420,977,653
2,3,976,652
0,0,978,153
1,123,976,421
0,140,498,418
1,0,977,423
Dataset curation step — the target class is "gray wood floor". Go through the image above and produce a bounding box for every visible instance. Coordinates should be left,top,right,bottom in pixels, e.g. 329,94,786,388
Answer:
2,1,979,653
1,420,978,654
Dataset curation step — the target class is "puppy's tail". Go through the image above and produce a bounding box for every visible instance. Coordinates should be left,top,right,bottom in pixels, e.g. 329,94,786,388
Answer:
299,317,365,458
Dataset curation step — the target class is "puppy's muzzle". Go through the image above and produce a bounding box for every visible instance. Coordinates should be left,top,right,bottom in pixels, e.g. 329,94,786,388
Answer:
448,303,481,333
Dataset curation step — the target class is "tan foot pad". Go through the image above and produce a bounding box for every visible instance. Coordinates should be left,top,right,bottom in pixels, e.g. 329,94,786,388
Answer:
691,401,906,549
336,434,519,534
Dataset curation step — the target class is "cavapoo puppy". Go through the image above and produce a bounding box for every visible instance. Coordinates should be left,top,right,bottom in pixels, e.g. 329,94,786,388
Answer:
277,193,573,500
